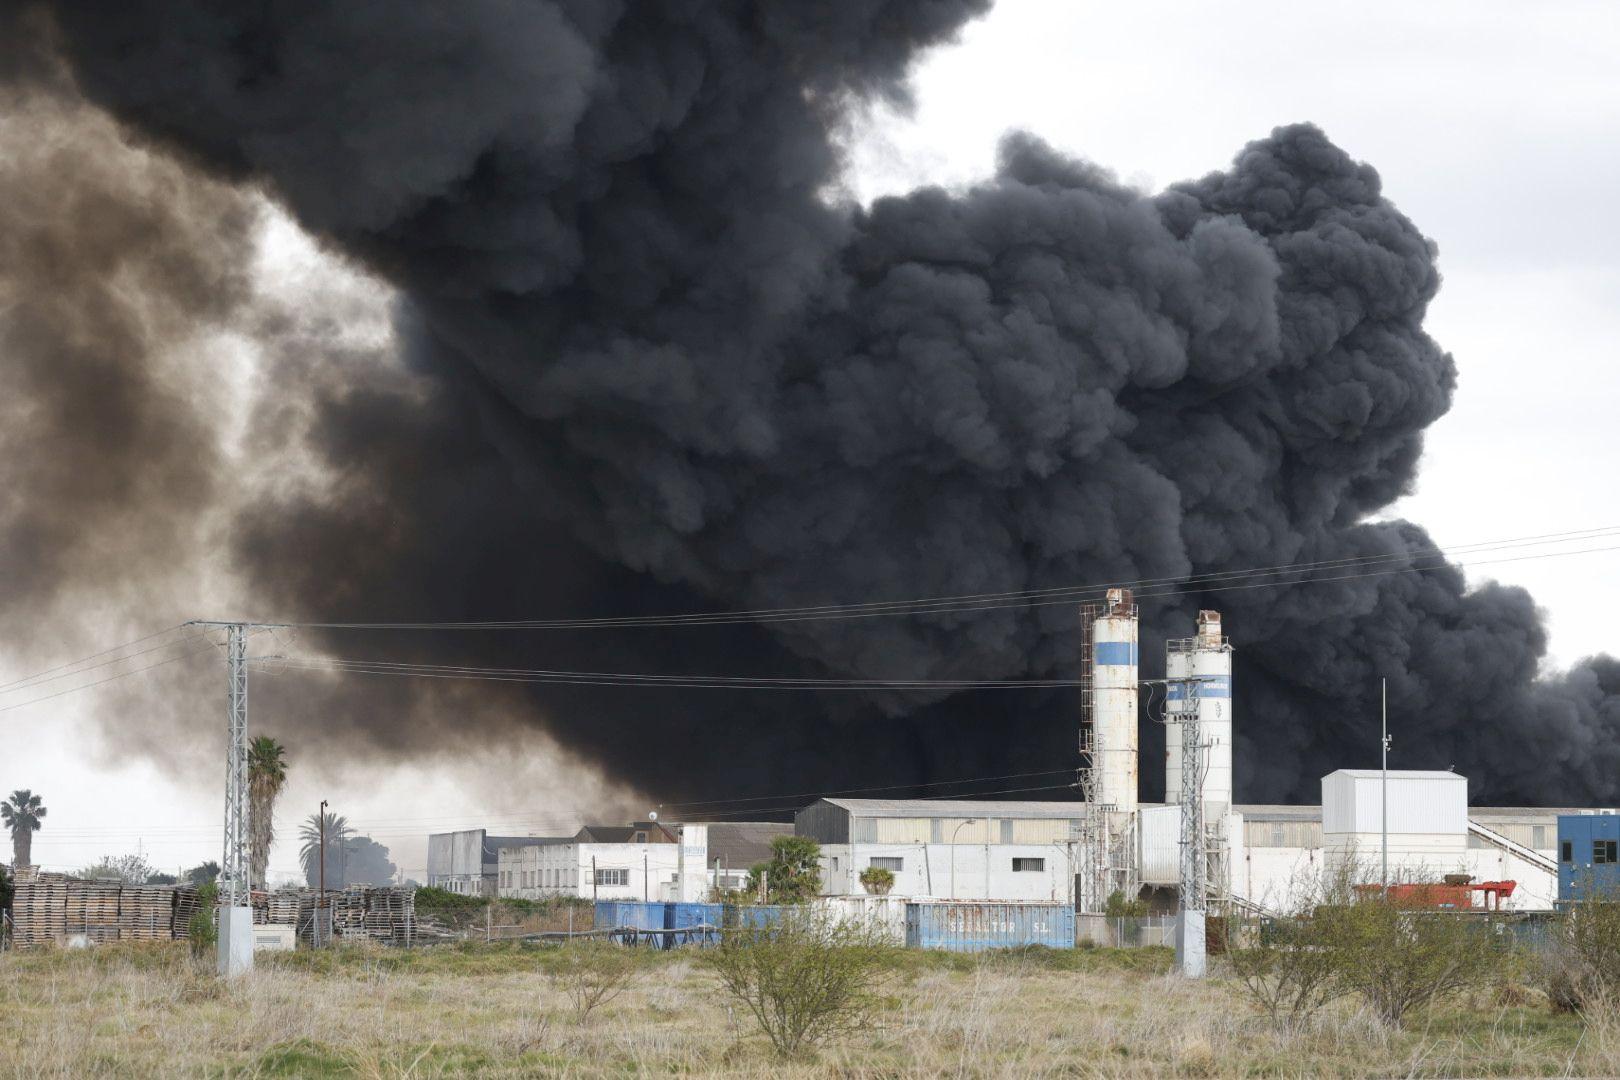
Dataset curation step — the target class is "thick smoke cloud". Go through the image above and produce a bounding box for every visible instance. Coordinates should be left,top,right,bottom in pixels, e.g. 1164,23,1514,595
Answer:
3,0,1617,806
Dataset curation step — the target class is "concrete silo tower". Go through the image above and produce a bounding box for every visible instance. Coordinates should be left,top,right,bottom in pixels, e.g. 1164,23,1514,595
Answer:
1164,610,1234,816
1078,587,1140,909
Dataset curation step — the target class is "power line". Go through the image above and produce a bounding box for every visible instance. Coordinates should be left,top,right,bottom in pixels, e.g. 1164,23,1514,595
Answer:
228,522,1620,631
0,635,225,715
254,655,1082,689
239,538,1620,695
0,624,189,694
0,630,216,699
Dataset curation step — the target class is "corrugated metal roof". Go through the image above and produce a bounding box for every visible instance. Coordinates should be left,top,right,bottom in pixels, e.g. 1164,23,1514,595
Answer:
1327,769,1464,781
1236,804,1584,824
698,821,793,865
490,836,571,852
816,798,1084,819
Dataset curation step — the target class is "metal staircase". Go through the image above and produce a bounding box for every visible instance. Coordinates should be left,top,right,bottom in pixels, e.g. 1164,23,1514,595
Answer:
1467,820,1557,875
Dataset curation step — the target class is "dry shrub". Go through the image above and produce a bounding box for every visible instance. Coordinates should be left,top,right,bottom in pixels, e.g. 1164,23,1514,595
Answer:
1228,860,1504,1029
707,908,893,1058
1542,893,1620,1012
548,941,637,1023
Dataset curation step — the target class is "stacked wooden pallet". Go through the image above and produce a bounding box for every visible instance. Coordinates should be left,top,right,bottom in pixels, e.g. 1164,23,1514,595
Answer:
171,887,201,940
364,887,416,945
332,889,369,939
120,886,175,941
266,890,300,925
11,870,68,948
78,881,123,939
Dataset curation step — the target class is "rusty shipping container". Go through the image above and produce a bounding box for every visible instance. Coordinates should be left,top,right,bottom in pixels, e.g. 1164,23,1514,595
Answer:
904,901,1074,952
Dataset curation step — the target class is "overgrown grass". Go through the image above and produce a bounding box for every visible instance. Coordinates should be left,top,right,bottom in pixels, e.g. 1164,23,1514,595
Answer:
0,940,1597,1077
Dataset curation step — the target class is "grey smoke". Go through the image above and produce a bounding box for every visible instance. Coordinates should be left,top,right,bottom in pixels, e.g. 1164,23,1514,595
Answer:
2,0,1616,806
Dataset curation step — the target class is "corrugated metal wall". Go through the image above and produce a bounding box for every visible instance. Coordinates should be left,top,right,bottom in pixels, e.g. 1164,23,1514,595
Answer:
1322,772,1467,835
904,902,1074,952
794,802,850,844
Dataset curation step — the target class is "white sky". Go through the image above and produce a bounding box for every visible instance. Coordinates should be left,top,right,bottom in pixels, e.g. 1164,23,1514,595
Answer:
6,0,1619,879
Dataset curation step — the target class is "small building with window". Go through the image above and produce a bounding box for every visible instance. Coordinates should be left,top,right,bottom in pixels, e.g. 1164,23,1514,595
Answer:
1558,813,1620,902
494,820,792,902
795,798,1084,902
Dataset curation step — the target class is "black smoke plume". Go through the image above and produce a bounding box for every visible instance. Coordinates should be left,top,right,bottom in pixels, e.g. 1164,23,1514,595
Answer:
2,1,1617,807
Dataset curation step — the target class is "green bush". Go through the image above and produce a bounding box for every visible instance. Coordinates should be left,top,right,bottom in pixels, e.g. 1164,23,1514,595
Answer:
413,886,485,917
745,836,822,905
1103,890,1148,918
857,866,894,896
1228,861,1505,1029
1542,891,1620,1012
189,881,218,959
549,941,639,1022
707,907,893,1058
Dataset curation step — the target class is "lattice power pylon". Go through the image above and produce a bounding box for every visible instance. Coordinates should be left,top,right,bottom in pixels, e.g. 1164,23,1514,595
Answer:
222,622,249,907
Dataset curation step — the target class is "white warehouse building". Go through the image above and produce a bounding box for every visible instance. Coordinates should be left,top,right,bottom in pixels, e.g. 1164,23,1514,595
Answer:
797,798,1084,903
793,776,1569,913
495,821,791,902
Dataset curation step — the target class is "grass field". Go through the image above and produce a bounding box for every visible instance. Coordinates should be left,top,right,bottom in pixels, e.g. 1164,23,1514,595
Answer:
0,940,1612,1077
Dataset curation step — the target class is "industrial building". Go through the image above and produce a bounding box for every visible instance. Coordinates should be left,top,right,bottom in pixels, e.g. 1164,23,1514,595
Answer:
1558,813,1620,902
799,798,1083,902
493,821,791,902
437,593,1608,923
426,829,553,897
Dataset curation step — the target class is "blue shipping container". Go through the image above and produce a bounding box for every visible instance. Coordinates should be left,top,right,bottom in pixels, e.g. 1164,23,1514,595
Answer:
724,904,787,929
1558,814,1620,902
905,902,1075,952
666,902,724,930
594,900,666,931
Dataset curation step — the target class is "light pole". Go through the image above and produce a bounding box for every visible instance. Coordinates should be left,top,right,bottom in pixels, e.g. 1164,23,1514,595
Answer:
317,799,327,948
1381,677,1391,897
949,819,980,900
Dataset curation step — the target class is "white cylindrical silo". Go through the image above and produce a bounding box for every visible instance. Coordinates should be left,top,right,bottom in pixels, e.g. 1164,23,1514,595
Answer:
1165,610,1233,811
1092,588,1139,821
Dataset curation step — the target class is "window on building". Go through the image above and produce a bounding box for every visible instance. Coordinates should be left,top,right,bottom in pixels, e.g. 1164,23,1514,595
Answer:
1012,858,1045,872
830,857,839,872
1533,825,1547,849
1562,841,1573,863
869,857,904,871
633,831,648,843
595,868,628,887
1596,840,1619,865
1271,823,1285,847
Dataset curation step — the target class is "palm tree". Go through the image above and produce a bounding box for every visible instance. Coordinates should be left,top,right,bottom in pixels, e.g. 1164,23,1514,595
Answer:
298,811,351,889
2,790,46,868
247,737,288,889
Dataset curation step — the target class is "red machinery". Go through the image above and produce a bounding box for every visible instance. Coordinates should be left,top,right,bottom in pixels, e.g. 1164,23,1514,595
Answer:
1353,878,1517,910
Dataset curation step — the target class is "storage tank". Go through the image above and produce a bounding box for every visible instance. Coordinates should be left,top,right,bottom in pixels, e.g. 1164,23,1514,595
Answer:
1165,610,1233,814
1091,588,1139,821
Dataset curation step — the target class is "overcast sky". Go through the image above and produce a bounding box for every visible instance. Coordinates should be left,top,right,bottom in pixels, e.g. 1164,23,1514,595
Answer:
7,0,1619,881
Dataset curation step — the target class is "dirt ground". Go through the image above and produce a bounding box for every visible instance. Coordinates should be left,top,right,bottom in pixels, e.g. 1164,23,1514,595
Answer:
0,941,1609,1077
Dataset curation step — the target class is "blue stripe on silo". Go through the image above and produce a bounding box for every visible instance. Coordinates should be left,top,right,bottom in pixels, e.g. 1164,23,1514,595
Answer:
1094,642,1138,665
1168,677,1230,699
